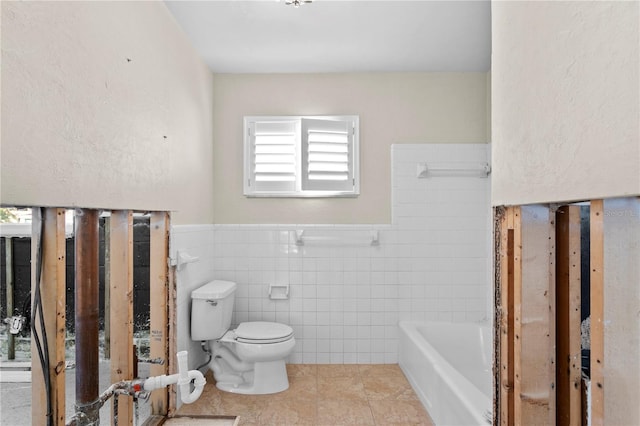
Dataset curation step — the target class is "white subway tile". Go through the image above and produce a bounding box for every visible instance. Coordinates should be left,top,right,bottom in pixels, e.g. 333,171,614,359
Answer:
317,312,331,325
316,353,331,363
343,353,358,364
343,339,357,352
330,353,344,363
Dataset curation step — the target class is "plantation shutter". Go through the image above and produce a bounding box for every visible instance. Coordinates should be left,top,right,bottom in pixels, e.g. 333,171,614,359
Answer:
248,119,299,193
301,117,355,192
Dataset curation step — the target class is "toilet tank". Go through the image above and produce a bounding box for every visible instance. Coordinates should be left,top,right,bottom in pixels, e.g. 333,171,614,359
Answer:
191,280,236,341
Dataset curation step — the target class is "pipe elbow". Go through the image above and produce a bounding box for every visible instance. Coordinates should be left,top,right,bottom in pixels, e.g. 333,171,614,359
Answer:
180,370,206,404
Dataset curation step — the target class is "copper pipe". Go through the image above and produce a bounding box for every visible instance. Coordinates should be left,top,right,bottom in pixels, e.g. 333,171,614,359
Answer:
74,209,100,423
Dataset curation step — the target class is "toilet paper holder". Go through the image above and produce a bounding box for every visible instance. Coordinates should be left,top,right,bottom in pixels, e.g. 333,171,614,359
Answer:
269,284,289,300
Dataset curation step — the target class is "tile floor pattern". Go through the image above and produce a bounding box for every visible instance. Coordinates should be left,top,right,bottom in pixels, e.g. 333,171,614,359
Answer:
176,364,435,425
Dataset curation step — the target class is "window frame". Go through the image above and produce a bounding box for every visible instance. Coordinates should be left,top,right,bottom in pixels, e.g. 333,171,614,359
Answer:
243,115,360,198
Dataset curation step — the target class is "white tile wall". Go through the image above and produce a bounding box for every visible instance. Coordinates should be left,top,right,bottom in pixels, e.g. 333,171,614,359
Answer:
173,144,491,365
171,224,215,369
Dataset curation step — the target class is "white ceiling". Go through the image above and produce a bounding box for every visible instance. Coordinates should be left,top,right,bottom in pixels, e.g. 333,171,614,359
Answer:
164,0,491,73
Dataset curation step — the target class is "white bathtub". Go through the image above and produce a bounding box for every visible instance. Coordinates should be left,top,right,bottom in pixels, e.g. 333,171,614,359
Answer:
399,321,493,426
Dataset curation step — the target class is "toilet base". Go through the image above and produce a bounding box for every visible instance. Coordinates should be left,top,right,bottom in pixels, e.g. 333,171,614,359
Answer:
215,359,289,395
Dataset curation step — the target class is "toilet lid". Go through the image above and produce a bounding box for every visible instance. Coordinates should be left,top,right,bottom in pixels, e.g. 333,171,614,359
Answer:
235,321,293,344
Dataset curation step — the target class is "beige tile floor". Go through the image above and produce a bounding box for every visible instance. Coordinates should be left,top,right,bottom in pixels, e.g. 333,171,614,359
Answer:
176,364,434,426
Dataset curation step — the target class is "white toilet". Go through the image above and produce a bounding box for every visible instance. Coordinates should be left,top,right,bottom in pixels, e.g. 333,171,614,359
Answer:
190,280,295,394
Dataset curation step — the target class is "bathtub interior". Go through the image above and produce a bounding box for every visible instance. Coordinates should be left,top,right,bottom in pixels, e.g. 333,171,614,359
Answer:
417,322,493,398
399,321,493,425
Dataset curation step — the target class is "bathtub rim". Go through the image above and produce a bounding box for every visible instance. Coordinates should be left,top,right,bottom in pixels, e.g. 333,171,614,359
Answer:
399,320,492,425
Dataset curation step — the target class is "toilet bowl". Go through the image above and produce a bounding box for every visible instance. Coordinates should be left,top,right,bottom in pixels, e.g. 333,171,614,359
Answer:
191,280,295,395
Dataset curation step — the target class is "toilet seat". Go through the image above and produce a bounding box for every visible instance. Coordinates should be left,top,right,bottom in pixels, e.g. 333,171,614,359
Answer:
234,321,293,344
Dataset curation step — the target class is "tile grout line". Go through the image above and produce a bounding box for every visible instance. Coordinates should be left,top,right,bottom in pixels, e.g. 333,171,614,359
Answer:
315,366,319,425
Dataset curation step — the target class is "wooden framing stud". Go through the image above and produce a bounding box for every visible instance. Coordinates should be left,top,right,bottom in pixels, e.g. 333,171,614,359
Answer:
556,205,582,425
149,212,170,415
104,217,111,360
168,258,178,416
589,200,604,426
109,210,134,425
547,207,557,425
497,207,508,426
31,208,67,425
498,206,520,426
511,207,522,426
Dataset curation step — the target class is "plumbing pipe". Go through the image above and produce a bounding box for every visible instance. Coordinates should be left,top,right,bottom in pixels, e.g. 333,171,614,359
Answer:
74,209,100,425
142,351,206,404
66,381,129,426
196,341,212,371
177,350,206,404
177,350,191,391
67,351,205,425
179,370,206,403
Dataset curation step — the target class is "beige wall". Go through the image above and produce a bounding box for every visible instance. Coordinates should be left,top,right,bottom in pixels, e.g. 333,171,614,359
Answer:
2,3,489,226
1,1,215,225
212,73,489,224
492,1,639,205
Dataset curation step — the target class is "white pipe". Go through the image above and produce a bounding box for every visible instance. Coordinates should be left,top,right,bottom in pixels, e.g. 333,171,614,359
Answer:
177,350,190,386
180,370,206,404
142,351,206,405
143,374,177,391
177,350,205,404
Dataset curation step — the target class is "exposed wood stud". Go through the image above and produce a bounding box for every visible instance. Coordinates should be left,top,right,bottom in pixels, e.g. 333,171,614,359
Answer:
498,207,517,426
31,208,67,425
493,207,503,425
27,208,174,423
149,212,170,415
110,210,134,425
547,208,557,425
590,200,605,426
104,217,111,360
511,207,523,426
556,206,582,426
168,264,178,416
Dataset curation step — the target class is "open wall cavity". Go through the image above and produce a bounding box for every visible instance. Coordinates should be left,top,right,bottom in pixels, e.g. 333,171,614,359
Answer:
495,198,640,426
14,208,173,425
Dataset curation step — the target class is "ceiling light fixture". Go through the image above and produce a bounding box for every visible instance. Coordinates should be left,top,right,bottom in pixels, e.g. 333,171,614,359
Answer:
285,0,312,8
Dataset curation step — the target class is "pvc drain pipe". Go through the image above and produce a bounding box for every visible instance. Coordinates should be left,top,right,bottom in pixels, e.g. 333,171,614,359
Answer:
142,351,206,404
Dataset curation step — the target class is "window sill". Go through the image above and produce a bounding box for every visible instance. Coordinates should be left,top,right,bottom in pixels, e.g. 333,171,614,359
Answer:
244,191,359,198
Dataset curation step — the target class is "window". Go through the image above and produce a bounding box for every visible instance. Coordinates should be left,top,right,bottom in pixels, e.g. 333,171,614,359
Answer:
244,116,359,197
